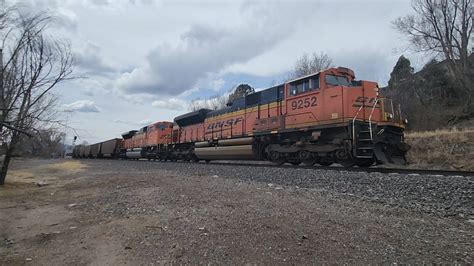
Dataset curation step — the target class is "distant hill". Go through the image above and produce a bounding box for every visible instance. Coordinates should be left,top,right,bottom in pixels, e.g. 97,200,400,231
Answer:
382,54,474,131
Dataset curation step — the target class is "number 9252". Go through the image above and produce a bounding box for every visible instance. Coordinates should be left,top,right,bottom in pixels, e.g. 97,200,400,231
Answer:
291,96,317,110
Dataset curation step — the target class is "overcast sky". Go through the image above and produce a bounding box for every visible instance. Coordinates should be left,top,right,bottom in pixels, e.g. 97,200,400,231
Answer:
10,0,426,144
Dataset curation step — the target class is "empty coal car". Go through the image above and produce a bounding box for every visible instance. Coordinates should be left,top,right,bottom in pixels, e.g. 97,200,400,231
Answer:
72,138,122,159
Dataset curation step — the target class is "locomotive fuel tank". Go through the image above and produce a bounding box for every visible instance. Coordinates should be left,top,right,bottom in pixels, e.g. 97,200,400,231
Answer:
126,148,143,159
195,141,211,148
217,137,253,146
194,145,255,160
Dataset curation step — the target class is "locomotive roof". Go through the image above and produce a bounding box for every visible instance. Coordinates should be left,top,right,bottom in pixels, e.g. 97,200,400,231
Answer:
174,108,212,127
286,67,355,84
205,84,284,119
121,130,138,139
286,69,326,84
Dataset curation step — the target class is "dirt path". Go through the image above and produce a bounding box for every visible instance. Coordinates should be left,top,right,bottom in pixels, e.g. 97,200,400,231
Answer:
0,159,472,264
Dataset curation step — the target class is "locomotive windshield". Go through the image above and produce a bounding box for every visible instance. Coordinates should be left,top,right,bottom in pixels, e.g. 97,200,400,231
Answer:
325,74,350,87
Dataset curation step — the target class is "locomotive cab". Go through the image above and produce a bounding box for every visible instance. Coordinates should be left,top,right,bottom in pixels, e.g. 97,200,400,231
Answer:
278,67,409,166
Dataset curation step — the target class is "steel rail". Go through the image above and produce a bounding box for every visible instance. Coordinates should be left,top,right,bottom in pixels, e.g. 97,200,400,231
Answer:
132,159,474,177
76,156,473,177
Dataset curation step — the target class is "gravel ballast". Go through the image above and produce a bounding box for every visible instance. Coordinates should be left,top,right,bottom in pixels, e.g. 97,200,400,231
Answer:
0,158,472,264
112,160,474,218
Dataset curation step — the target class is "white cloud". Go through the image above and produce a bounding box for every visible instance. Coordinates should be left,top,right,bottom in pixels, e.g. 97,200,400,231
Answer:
332,48,396,86
210,78,225,91
63,100,101,113
151,98,188,111
11,0,79,31
75,42,116,75
115,2,314,97
118,93,157,105
86,0,156,8
137,118,153,126
113,118,153,127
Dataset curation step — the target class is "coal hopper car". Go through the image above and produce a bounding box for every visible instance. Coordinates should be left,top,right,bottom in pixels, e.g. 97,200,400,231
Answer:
100,138,122,158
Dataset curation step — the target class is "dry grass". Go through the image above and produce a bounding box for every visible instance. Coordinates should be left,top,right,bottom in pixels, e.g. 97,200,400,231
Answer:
406,127,474,139
37,160,86,173
3,160,86,186
406,127,474,171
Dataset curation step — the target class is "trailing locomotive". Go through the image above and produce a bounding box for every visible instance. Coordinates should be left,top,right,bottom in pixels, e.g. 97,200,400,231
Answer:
73,67,410,167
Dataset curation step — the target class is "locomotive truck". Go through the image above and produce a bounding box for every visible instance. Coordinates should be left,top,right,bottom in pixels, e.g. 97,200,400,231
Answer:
73,67,410,167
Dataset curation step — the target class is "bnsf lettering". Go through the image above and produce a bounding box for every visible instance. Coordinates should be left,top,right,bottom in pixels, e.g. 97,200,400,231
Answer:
207,117,243,130
352,96,379,107
354,96,375,104
291,96,317,110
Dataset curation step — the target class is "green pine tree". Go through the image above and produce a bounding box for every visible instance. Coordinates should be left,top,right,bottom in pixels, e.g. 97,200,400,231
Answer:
388,55,414,89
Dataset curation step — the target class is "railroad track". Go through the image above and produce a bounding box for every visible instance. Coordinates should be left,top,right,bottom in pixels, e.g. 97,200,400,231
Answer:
157,160,474,177
86,157,473,177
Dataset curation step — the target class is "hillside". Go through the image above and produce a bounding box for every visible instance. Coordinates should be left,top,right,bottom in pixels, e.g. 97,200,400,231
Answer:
405,127,474,171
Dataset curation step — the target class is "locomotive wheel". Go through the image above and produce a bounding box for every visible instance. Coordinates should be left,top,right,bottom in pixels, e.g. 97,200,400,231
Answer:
302,159,316,166
205,159,211,163
299,151,315,166
356,158,374,168
335,149,356,167
339,159,356,167
269,151,285,165
318,161,333,166
271,158,285,165
290,160,301,166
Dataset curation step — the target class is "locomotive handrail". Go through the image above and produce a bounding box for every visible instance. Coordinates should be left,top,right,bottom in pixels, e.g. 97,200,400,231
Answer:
368,98,380,140
352,104,364,155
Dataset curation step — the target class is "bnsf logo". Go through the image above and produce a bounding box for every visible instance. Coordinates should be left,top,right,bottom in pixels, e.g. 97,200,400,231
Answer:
207,117,243,130
352,96,380,107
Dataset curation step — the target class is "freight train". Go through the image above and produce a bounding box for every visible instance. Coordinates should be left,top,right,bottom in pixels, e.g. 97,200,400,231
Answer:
73,67,410,167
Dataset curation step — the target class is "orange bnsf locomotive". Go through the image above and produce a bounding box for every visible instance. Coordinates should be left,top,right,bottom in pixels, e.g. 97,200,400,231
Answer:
73,67,409,167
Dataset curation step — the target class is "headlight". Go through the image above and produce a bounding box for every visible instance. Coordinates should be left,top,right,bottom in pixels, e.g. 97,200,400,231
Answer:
387,113,393,120
404,118,408,124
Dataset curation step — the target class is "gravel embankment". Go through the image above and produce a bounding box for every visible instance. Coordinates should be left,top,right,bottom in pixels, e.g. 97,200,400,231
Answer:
1,158,472,264
91,160,473,218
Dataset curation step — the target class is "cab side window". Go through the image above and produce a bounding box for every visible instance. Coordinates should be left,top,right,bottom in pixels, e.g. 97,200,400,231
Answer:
289,74,320,96
310,76,319,90
325,74,349,87
156,124,166,131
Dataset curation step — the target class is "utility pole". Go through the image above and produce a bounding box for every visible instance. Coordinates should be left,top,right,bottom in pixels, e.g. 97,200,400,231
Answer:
0,48,4,134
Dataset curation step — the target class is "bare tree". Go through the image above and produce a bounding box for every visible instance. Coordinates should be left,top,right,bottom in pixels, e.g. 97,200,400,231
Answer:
15,127,65,158
189,84,255,111
227,84,254,103
189,94,229,111
293,52,333,78
393,0,473,114
0,9,73,185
